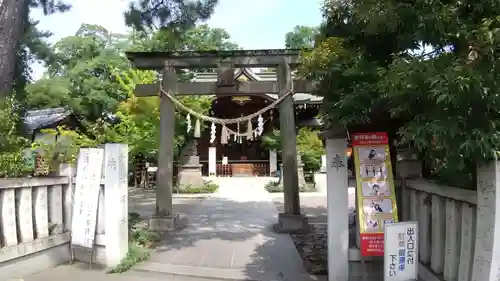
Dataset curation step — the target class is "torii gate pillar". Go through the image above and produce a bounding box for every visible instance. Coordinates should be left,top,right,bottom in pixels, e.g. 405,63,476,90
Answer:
274,61,309,233
149,61,179,231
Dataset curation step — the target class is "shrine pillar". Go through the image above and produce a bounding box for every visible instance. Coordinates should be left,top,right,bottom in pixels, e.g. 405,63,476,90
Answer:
319,127,349,281
149,61,179,231
274,61,308,233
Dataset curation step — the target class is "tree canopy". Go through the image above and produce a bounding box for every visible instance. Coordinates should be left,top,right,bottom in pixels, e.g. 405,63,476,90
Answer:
7,0,497,190
22,22,239,163
124,0,218,32
285,25,319,49
302,0,500,187
1,0,222,97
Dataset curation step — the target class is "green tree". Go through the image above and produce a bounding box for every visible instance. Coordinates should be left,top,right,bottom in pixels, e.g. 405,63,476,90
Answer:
261,128,325,173
131,24,239,55
26,23,240,120
13,19,55,103
26,23,239,162
124,0,218,32
285,25,319,49
26,24,131,121
105,68,212,161
302,0,500,188
0,97,33,177
180,24,239,51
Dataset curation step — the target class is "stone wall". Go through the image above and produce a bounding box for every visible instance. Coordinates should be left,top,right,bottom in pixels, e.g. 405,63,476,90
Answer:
0,143,130,280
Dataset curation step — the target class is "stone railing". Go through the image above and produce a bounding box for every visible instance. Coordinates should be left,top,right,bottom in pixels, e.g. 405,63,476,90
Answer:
400,178,477,281
0,175,74,280
0,144,130,280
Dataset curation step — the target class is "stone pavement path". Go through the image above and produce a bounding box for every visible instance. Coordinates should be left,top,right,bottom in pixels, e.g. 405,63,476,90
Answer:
133,177,321,281
22,263,237,281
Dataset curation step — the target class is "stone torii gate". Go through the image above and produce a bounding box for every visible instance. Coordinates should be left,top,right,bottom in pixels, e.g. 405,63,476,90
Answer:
125,49,314,233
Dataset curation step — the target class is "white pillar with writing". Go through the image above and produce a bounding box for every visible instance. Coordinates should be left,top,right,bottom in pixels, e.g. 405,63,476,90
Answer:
326,137,349,281
208,146,216,176
269,150,278,175
104,143,129,267
471,161,500,281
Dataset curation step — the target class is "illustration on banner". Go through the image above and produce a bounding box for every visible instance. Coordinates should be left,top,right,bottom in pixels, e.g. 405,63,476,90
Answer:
362,181,391,197
358,147,387,162
365,219,380,231
363,198,393,215
364,218,396,232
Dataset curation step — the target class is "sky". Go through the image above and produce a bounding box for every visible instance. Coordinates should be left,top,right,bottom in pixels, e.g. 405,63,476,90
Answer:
31,0,324,80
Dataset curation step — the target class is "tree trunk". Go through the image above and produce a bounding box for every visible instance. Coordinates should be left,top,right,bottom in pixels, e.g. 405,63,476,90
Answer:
0,0,28,96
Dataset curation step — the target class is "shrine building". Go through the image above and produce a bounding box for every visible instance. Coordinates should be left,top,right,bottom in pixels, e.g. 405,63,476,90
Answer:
193,68,323,177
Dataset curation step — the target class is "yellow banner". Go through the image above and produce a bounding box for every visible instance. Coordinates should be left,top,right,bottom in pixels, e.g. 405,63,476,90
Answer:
352,132,398,256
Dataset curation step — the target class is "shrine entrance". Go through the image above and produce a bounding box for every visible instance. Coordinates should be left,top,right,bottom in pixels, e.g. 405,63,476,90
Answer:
199,94,275,177
126,49,314,233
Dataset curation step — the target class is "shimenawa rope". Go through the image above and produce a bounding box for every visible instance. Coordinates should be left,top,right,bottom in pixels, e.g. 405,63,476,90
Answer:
159,87,292,125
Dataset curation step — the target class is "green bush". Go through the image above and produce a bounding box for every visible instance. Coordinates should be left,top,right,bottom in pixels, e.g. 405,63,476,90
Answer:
173,180,219,194
0,98,34,178
31,126,98,172
108,212,158,273
264,181,316,192
264,181,284,192
0,150,34,178
107,244,150,273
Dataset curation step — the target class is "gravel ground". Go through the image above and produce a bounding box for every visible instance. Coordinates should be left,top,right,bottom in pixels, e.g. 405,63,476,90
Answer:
273,194,357,276
291,224,328,275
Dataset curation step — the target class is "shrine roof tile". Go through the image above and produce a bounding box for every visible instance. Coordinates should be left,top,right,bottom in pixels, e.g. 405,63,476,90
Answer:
23,107,73,133
192,68,323,103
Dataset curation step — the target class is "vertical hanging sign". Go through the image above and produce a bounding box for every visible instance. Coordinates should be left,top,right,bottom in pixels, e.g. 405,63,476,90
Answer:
352,132,398,256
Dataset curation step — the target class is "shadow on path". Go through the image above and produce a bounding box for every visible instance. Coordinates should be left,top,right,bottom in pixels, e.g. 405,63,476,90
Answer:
133,178,320,281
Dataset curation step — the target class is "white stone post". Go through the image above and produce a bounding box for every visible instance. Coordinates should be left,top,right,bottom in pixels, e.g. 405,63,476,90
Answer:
321,129,349,281
104,143,129,267
321,154,327,173
471,160,500,281
269,150,278,176
208,146,216,176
